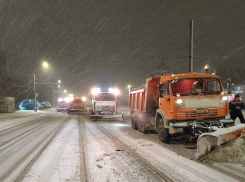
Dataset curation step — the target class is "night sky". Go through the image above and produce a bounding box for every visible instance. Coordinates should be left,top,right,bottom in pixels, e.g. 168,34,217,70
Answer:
1,0,245,99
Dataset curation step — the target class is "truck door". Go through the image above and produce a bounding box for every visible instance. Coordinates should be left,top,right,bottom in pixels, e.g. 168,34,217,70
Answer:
159,82,171,119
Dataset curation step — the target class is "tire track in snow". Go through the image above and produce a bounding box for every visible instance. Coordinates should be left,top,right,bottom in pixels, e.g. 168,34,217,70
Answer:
0,115,68,182
23,115,80,182
0,115,59,152
78,115,88,182
83,120,158,182
0,114,55,133
82,115,172,182
97,121,242,182
0,117,61,162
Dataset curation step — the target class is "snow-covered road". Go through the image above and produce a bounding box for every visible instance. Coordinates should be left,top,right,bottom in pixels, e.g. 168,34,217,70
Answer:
0,109,244,182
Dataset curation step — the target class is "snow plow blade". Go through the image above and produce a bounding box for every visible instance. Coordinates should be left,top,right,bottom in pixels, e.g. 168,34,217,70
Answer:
68,109,87,114
90,114,123,120
57,108,68,112
196,124,245,159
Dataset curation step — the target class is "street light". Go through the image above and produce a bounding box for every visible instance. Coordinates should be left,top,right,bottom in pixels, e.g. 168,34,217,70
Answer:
58,80,61,83
34,61,49,112
42,61,49,68
64,90,67,93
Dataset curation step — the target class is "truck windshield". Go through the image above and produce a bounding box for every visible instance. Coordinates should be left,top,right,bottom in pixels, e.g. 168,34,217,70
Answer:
73,99,83,104
172,78,222,96
95,93,115,101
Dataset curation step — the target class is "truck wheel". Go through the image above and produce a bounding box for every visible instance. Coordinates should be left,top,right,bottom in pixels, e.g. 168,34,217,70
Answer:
131,117,138,130
157,119,171,143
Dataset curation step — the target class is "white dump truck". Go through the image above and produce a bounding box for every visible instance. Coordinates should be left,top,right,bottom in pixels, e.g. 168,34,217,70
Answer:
90,88,123,119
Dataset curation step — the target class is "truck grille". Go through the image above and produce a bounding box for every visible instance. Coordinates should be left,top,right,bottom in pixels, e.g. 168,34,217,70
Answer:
102,106,110,111
177,110,225,119
96,106,115,112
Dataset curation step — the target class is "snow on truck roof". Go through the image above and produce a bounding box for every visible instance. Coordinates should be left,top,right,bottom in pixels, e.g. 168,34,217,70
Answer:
160,73,219,82
131,73,220,91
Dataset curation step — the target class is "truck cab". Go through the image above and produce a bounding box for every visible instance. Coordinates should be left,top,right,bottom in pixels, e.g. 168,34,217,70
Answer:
68,97,86,112
57,98,70,112
90,88,123,119
129,73,233,143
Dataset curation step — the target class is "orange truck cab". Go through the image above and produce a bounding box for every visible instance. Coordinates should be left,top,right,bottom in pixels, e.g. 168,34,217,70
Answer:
129,73,233,143
68,98,86,113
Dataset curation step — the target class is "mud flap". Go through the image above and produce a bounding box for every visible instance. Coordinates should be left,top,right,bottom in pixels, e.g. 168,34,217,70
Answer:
196,124,245,159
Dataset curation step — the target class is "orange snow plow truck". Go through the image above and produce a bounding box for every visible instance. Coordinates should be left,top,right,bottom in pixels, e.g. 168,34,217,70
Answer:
129,73,245,159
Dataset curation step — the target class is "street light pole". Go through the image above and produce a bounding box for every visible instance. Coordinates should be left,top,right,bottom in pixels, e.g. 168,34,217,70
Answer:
33,61,49,112
34,74,37,112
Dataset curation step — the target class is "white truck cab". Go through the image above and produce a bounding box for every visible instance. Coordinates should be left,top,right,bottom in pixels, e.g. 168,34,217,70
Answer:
90,88,122,119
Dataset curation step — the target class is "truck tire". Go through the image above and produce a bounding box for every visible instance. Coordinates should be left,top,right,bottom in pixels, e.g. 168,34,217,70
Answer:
157,119,171,143
131,117,138,130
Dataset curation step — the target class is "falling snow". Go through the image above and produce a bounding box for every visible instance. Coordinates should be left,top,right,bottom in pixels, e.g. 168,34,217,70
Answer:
0,0,245,103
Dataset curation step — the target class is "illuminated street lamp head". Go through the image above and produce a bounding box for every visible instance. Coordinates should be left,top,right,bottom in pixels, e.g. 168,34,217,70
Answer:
127,85,131,88
58,80,61,83
64,90,67,93
42,61,49,68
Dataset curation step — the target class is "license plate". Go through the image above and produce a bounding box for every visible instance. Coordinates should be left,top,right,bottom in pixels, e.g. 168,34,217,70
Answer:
196,109,208,113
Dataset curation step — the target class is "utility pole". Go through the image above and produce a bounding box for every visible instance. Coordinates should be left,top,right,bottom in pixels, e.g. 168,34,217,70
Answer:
151,20,225,73
52,85,55,108
189,20,194,73
34,74,37,112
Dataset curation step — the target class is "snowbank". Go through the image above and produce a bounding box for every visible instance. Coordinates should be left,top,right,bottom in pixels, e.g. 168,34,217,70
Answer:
201,137,245,163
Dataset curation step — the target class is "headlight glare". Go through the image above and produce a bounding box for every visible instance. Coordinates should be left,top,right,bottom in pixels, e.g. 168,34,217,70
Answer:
176,99,182,104
222,96,228,101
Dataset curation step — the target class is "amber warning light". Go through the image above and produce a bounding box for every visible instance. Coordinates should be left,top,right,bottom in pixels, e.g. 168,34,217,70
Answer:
205,65,209,73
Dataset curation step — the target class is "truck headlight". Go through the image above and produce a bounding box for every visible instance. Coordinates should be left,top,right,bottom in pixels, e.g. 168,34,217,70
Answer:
222,96,228,101
176,99,182,104
58,98,63,102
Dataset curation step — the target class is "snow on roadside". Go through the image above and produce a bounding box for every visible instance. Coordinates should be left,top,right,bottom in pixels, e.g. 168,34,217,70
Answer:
200,137,245,163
